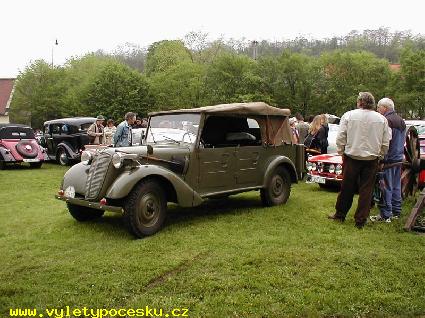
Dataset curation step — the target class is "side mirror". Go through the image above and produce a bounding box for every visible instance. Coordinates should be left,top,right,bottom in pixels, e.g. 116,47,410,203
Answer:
147,144,153,156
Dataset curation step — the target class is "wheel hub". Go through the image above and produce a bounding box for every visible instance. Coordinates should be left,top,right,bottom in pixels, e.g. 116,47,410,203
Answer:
272,176,283,197
139,194,160,226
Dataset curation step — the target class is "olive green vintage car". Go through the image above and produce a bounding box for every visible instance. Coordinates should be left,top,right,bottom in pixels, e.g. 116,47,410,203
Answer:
56,102,305,237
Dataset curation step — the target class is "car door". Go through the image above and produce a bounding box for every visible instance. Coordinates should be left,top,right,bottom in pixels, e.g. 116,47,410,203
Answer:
234,146,262,186
197,147,235,194
44,124,55,157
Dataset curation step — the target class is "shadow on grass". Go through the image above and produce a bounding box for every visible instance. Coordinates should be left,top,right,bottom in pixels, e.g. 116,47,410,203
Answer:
68,194,264,239
166,194,263,226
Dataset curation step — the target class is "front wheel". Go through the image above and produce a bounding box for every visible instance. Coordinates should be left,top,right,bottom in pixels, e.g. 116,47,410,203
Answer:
57,148,69,166
261,166,291,206
124,179,167,238
67,203,104,221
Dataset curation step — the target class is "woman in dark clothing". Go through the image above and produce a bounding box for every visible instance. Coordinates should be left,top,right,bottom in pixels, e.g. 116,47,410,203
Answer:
304,115,328,154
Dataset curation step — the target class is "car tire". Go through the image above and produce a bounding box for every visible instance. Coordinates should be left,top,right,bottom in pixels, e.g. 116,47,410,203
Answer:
57,148,69,166
29,162,43,169
67,203,104,221
261,166,291,206
124,179,167,238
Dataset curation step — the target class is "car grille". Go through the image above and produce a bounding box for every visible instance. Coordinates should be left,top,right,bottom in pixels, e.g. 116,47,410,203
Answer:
85,151,113,201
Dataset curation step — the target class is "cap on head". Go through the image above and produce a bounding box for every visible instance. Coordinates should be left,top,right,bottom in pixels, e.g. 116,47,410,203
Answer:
96,115,105,121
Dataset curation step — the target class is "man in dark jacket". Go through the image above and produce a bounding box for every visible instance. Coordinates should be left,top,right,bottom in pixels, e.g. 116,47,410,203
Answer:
370,98,406,223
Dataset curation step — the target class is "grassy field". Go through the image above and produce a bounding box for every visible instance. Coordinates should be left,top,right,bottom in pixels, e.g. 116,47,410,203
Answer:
1,163,425,317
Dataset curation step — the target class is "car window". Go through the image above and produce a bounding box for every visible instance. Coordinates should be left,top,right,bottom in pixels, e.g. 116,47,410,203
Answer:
44,125,50,134
147,114,201,145
0,127,35,139
200,116,261,148
61,124,69,134
52,124,61,134
79,123,92,132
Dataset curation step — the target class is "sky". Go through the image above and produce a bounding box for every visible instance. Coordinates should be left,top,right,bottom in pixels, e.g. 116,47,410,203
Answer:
1,0,424,78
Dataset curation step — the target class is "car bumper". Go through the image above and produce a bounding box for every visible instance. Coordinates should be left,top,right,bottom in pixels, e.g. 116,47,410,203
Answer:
306,173,342,184
55,195,123,213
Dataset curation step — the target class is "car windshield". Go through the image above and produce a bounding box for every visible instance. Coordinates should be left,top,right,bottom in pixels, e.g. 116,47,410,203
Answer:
146,114,201,145
413,125,425,135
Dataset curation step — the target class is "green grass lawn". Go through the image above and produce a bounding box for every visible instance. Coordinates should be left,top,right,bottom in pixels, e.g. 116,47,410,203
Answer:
1,163,425,317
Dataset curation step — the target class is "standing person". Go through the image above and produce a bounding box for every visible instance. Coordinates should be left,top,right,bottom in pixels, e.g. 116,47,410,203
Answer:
289,117,299,144
370,98,405,223
328,92,391,228
295,113,310,144
113,112,136,147
304,115,328,154
103,119,117,146
320,114,329,153
87,115,105,145
133,117,144,129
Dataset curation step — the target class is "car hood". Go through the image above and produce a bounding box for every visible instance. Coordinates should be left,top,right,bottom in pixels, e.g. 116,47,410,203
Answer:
308,153,342,164
107,144,192,164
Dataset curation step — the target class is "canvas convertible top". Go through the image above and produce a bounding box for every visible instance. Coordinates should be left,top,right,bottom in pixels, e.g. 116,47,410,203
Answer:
149,102,293,146
149,102,291,117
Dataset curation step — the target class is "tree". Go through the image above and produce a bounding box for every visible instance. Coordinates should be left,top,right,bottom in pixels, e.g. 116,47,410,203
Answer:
397,48,425,118
317,51,391,116
10,60,67,128
149,61,206,110
145,40,192,75
83,63,151,120
204,53,266,104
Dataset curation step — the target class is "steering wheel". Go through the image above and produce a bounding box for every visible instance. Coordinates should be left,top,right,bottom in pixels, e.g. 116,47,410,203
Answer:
181,132,194,143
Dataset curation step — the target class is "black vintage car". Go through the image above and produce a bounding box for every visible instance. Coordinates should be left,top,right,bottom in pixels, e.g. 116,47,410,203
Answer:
43,117,96,165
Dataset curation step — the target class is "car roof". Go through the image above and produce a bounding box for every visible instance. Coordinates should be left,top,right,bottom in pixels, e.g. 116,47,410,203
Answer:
405,120,425,126
0,123,32,129
44,117,97,125
149,102,291,117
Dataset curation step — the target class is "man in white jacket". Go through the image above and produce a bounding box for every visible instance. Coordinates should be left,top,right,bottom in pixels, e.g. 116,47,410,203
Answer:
328,92,391,228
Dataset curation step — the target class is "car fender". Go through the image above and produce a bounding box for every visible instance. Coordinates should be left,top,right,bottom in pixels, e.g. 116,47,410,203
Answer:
263,155,298,185
57,142,79,160
106,165,204,207
0,147,16,162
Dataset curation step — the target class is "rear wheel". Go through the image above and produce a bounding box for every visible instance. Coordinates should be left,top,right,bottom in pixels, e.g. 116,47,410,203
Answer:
57,148,69,166
67,203,104,221
261,166,291,206
124,179,167,238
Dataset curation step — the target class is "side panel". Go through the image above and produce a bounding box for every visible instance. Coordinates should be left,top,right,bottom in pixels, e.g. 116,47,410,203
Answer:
106,165,203,207
197,147,236,193
234,146,262,186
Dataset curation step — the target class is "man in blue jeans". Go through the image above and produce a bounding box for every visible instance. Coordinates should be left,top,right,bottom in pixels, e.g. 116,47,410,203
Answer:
370,98,406,223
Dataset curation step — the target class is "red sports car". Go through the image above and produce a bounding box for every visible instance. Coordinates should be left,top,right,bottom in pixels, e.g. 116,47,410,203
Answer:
306,122,425,196
0,124,47,169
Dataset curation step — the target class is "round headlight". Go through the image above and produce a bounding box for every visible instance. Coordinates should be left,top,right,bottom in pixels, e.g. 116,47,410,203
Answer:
335,164,343,175
328,164,335,174
81,151,92,165
112,152,123,169
306,162,312,171
311,163,317,171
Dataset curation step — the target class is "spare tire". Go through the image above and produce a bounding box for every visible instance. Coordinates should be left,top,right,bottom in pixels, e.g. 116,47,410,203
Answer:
15,141,39,158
